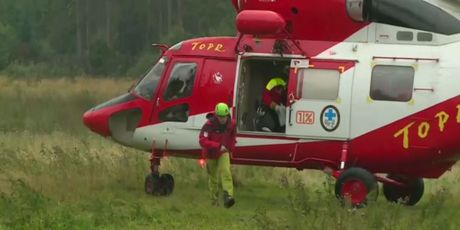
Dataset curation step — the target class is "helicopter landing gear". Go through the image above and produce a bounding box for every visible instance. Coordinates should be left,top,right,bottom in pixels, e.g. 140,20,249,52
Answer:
334,167,378,208
382,175,424,206
144,144,175,196
144,173,175,196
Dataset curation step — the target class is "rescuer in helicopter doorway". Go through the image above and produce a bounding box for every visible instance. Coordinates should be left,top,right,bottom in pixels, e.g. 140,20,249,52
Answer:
262,77,287,132
199,102,236,208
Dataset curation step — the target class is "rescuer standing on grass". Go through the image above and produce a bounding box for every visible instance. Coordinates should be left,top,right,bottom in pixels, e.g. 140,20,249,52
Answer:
199,102,236,208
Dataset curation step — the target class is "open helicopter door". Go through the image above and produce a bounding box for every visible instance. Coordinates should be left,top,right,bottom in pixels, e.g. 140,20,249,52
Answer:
233,55,296,162
285,59,355,140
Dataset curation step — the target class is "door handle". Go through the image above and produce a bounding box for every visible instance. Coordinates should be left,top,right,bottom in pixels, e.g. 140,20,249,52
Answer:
288,106,293,126
288,93,295,106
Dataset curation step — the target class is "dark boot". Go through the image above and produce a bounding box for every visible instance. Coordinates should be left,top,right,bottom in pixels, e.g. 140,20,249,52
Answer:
223,191,235,208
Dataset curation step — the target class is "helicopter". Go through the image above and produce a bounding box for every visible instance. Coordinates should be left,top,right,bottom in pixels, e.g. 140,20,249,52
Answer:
83,0,460,207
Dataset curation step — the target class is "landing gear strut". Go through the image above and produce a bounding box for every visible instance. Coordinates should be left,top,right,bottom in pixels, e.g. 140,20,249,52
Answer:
144,142,174,196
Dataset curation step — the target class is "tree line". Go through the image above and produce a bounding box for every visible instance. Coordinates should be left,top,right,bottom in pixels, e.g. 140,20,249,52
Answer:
0,0,236,77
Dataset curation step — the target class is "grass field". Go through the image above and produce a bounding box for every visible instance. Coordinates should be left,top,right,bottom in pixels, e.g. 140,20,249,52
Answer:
1,77,460,229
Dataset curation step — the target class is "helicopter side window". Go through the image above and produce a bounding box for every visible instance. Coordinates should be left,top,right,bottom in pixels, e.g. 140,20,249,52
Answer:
417,32,433,42
164,63,197,101
370,65,414,102
396,31,414,41
297,69,340,100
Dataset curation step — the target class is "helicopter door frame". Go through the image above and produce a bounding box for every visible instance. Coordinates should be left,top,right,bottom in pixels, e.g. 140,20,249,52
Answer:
151,56,203,126
285,58,356,140
232,53,304,162
234,53,305,136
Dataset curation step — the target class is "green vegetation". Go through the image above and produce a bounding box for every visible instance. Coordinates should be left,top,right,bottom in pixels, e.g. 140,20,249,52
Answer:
1,77,460,229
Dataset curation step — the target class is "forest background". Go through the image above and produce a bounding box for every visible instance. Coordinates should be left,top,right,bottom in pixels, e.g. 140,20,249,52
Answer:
0,0,236,78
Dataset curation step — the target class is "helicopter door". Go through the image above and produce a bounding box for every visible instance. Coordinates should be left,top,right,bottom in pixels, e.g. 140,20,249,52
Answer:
149,57,202,147
285,59,355,140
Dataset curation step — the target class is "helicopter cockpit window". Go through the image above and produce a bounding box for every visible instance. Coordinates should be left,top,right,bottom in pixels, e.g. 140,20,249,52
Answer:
370,65,414,102
132,57,167,100
163,63,197,101
297,69,340,100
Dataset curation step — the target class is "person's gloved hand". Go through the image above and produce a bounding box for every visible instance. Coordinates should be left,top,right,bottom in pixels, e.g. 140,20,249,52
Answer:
199,158,207,168
199,151,207,168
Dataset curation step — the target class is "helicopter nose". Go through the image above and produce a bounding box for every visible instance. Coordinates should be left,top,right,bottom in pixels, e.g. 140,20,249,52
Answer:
82,110,92,128
82,109,111,137
82,93,140,137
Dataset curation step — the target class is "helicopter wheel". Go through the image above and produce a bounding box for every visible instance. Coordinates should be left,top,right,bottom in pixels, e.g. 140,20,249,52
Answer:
383,175,424,206
145,173,161,195
335,167,378,208
160,173,175,196
145,173,175,196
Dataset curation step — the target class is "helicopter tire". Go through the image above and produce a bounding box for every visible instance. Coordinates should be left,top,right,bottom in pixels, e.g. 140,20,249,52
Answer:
335,167,378,208
145,173,161,195
160,173,175,196
383,175,424,206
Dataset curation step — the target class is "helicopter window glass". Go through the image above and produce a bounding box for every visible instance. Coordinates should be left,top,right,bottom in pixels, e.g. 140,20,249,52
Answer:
159,104,190,122
370,65,414,102
164,63,197,101
397,31,413,41
132,57,167,100
417,32,433,42
297,69,340,100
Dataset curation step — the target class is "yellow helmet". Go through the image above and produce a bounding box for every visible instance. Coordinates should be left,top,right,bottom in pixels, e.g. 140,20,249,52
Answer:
266,78,286,91
215,103,230,117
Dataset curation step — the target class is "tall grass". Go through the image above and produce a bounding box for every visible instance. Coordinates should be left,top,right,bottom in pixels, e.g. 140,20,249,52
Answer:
0,77,134,134
0,76,460,229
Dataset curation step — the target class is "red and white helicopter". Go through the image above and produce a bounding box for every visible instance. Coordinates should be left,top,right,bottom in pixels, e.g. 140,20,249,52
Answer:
83,0,460,207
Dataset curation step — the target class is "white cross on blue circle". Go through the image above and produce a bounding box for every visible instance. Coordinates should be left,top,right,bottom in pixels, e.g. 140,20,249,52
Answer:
325,108,337,121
